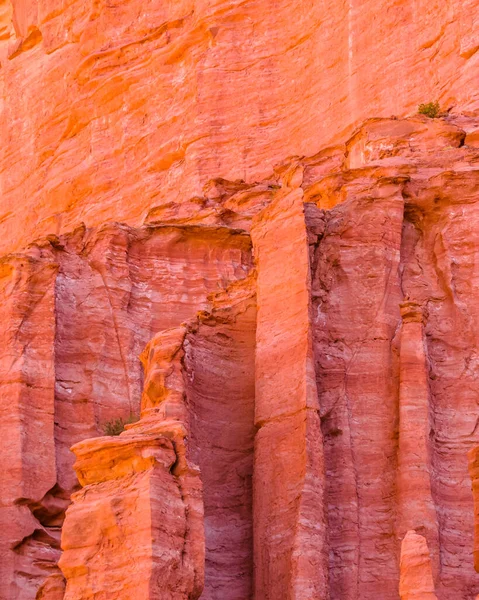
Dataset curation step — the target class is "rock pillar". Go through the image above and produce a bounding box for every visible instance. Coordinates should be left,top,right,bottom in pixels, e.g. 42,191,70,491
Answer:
0,253,59,599
251,169,329,600
468,446,479,573
397,301,439,597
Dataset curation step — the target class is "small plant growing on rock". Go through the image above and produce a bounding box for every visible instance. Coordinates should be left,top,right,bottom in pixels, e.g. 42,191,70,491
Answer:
103,413,139,436
418,101,441,118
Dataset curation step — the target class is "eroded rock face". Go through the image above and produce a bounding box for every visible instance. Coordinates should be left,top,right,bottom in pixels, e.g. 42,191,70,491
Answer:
307,116,479,600
2,116,479,599
60,274,256,600
0,223,253,599
184,279,257,599
0,251,60,600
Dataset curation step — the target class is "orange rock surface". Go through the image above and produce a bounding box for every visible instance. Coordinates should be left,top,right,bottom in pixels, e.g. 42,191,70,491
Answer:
469,447,479,575
399,531,438,600
60,432,204,600
1,18,479,595
0,0,478,257
251,172,328,599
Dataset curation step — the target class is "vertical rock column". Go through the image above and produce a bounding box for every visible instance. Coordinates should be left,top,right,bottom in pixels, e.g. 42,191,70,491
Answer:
251,168,328,600
309,173,406,599
468,446,479,574
397,301,438,600
60,433,203,600
0,251,60,600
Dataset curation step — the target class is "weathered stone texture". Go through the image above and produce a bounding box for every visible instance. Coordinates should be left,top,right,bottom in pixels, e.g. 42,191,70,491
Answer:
2,116,479,599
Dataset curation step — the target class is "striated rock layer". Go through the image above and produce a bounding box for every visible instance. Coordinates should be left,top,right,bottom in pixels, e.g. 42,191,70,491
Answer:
2,114,479,600
0,0,478,256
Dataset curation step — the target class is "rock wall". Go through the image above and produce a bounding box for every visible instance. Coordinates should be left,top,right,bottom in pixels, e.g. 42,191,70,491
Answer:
0,0,478,256
0,222,253,598
2,114,479,599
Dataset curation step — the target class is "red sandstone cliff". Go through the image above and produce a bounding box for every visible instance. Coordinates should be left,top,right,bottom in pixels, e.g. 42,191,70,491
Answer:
1,113,479,599
1,2,479,599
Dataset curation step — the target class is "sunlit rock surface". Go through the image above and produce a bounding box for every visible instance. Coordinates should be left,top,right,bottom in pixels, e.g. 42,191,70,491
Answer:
0,0,478,256
1,113,479,598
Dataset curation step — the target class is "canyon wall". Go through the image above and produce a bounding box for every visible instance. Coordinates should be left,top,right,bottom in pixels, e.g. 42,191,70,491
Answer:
1,1,479,598
2,114,479,598
0,0,478,256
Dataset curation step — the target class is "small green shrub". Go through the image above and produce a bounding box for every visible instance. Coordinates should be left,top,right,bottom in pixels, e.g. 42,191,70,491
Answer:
103,413,139,436
418,101,441,118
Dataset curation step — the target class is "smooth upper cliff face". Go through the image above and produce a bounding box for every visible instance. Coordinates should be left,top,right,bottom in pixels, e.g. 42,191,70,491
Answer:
0,0,478,255
2,115,479,600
